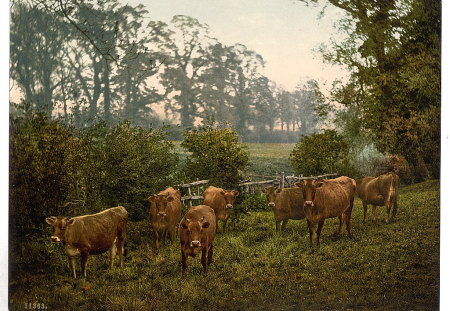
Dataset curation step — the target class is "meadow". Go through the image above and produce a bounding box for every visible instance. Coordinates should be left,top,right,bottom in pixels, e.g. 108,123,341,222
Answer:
9,179,439,311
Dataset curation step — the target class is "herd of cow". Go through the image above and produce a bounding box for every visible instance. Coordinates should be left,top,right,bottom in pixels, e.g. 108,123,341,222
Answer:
45,172,399,278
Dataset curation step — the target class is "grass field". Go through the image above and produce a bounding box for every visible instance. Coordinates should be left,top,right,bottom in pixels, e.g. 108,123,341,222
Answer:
9,180,439,311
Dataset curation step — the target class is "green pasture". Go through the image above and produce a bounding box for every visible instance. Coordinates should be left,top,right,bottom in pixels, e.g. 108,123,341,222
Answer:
9,180,439,310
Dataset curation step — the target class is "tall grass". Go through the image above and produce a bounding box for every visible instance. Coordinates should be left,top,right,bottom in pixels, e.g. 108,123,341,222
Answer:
9,180,439,310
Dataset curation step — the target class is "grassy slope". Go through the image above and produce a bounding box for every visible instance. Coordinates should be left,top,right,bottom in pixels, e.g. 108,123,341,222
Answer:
244,143,295,175
10,180,439,311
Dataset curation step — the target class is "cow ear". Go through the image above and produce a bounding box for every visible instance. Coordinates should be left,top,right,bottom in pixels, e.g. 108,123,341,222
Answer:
202,221,210,229
294,181,303,188
275,188,282,194
220,190,225,196
148,195,155,202
315,181,324,188
180,222,188,229
45,217,56,225
167,196,174,202
232,190,239,197
262,187,268,194
66,217,75,226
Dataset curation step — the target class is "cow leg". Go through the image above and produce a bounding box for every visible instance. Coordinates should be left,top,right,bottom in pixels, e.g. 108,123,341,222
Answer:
109,239,117,268
337,214,344,235
208,244,213,265
69,256,77,278
392,199,398,220
362,202,368,223
162,229,168,244
222,218,228,233
385,201,391,224
275,220,281,232
80,252,89,278
170,226,176,242
316,219,325,247
307,220,314,246
201,248,208,273
371,205,377,221
153,230,159,249
117,238,125,268
345,210,353,237
181,251,188,275
281,219,289,231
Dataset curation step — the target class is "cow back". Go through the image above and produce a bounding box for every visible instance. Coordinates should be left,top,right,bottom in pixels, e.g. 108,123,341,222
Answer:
358,173,398,206
313,177,356,219
274,187,305,220
203,186,227,220
65,206,128,254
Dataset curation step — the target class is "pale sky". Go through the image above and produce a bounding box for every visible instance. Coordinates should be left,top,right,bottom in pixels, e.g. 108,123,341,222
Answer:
125,0,348,92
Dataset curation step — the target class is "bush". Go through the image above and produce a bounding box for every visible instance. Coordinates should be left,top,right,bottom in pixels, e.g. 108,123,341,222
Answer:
181,121,249,188
289,129,354,176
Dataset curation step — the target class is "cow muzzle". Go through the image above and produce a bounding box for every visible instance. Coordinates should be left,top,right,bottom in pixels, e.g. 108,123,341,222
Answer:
190,240,201,248
157,212,167,217
51,236,61,242
304,201,314,208
268,202,275,208
226,204,233,209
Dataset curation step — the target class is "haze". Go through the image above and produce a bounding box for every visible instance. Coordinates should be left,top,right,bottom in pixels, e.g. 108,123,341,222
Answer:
125,0,348,92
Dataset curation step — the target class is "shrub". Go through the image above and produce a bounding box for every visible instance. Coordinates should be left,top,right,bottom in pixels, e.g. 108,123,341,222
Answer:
181,121,249,188
289,129,353,176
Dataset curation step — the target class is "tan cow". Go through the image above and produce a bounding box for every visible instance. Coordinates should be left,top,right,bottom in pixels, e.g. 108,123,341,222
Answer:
295,176,356,246
45,206,128,278
262,186,305,232
357,172,399,223
179,205,216,275
149,187,182,248
203,186,239,233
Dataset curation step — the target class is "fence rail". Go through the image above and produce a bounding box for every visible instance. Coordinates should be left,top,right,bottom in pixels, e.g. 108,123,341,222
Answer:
175,172,338,207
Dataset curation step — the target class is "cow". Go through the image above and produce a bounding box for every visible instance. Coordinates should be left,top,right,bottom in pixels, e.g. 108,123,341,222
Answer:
262,186,305,232
356,172,399,223
179,205,216,275
295,176,356,246
203,186,239,233
148,187,182,249
45,206,128,278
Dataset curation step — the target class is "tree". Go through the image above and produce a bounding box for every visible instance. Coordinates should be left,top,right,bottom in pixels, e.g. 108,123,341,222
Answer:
290,129,353,176
303,0,440,179
181,120,249,188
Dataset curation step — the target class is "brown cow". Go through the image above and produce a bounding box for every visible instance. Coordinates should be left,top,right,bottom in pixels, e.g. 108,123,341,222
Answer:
357,172,399,223
179,205,216,275
295,176,356,246
45,206,128,278
149,187,182,248
203,186,239,233
262,186,305,232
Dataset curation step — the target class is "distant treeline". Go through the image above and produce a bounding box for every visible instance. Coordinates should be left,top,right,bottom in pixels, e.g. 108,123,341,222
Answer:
10,0,326,142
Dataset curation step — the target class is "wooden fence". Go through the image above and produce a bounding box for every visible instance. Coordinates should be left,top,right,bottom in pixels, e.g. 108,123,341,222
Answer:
175,173,337,207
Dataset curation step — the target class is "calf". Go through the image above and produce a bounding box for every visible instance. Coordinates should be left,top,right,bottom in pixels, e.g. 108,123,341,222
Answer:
262,186,305,232
357,172,399,223
149,187,182,248
179,205,216,275
45,206,128,278
295,176,356,246
203,186,239,233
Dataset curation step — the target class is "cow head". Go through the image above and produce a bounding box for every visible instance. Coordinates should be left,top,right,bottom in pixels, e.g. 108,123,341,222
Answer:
220,190,239,209
294,179,324,210
262,186,281,208
180,216,210,248
148,194,174,218
45,216,75,242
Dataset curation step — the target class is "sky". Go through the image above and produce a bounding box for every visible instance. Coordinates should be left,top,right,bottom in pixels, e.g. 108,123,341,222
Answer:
125,0,348,92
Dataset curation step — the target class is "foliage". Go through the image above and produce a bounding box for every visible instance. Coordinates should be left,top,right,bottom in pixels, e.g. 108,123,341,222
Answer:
290,129,354,176
309,0,440,179
10,180,439,310
10,104,80,239
181,121,249,188
9,105,179,243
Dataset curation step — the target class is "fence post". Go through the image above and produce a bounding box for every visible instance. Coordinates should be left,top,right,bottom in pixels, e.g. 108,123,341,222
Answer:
281,172,285,188
187,185,193,208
